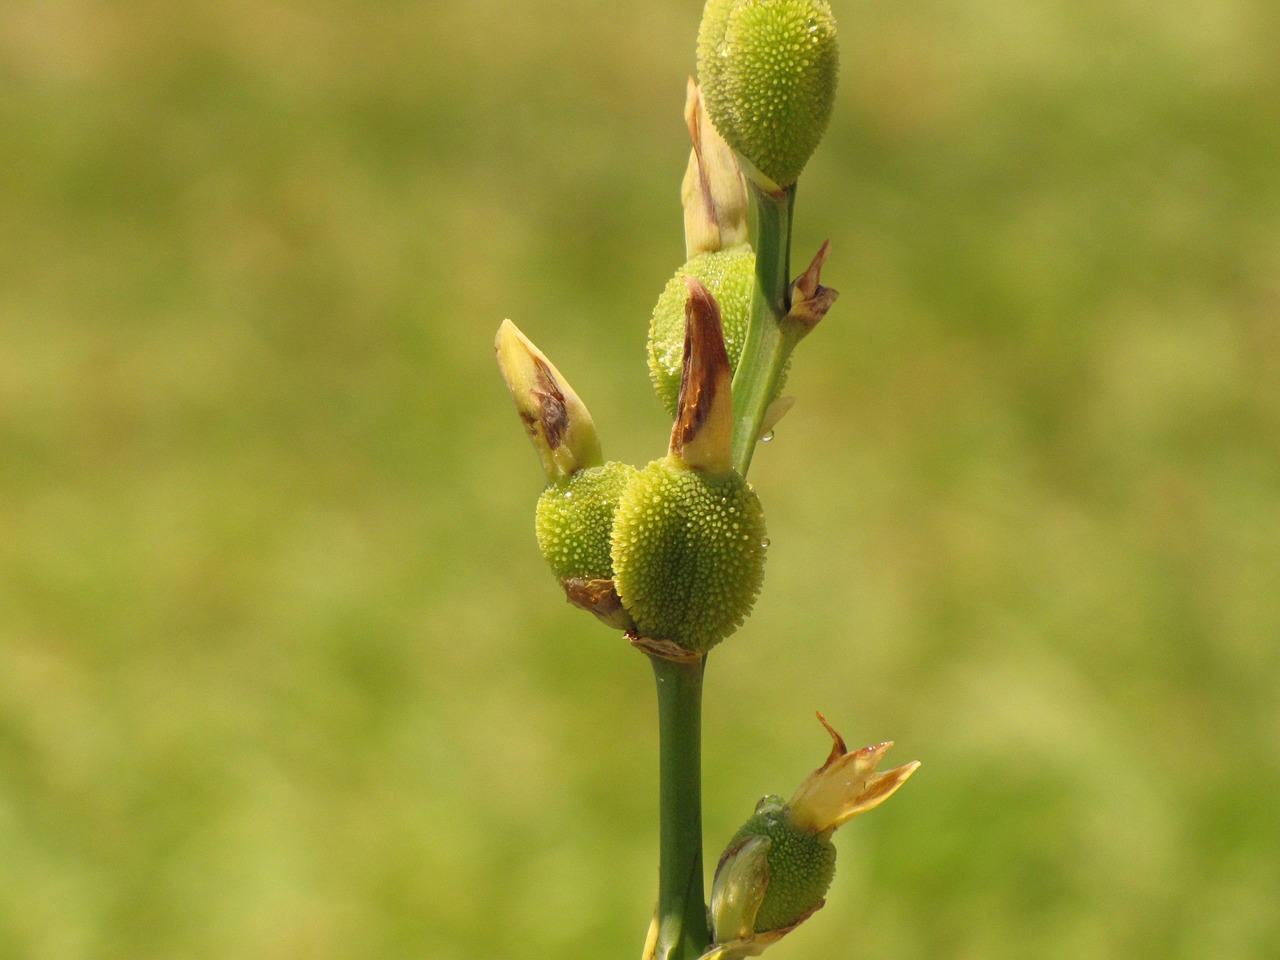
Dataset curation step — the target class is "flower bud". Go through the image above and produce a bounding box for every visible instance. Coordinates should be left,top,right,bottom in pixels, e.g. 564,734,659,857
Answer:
495,319,602,483
648,245,755,419
535,460,638,582
697,0,840,188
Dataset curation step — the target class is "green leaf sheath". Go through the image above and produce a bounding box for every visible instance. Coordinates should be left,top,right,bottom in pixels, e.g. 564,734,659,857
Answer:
730,182,798,476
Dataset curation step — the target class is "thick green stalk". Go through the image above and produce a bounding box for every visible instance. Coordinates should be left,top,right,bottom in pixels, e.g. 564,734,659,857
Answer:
650,654,709,960
730,181,799,476
649,180,799,960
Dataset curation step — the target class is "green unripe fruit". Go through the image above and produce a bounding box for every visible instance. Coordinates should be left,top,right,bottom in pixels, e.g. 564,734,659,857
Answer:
696,0,737,75
535,461,637,581
611,458,766,653
729,795,836,933
648,244,755,418
698,0,840,187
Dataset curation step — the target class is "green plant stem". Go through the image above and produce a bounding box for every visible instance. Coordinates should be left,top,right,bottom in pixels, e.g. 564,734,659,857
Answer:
649,653,709,960
730,181,799,477
649,180,799,960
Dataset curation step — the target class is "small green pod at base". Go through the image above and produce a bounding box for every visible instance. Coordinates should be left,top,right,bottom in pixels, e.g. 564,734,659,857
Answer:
648,245,755,419
611,457,766,654
724,795,836,934
535,461,638,581
710,719,920,951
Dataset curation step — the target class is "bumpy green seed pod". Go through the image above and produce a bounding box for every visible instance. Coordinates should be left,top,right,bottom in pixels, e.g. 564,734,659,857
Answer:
696,0,737,76
535,461,637,581
726,795,836,933
648,244,755,417
698,0,840,188
611,457,766,653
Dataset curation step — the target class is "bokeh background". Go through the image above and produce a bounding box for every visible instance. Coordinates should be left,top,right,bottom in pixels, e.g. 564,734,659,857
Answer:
3,1,1278,958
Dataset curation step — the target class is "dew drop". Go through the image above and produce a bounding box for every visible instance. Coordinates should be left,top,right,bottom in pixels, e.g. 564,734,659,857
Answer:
761,538,771,549
760,431,775,443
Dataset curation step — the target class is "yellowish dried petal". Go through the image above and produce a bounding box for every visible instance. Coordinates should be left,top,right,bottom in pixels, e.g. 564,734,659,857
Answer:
682,78,750,258
787,713,920,834
669,277,734,474
784,240,839,338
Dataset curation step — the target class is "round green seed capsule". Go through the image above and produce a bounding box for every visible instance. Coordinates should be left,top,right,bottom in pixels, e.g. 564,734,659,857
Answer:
728,795,836,933
698,0,839,187
648,244,755,418
696,0,737,78
535,461,637,581
611,458,767,653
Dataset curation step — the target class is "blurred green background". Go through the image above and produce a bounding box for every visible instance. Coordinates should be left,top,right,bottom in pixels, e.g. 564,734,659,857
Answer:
2,1,1278,958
